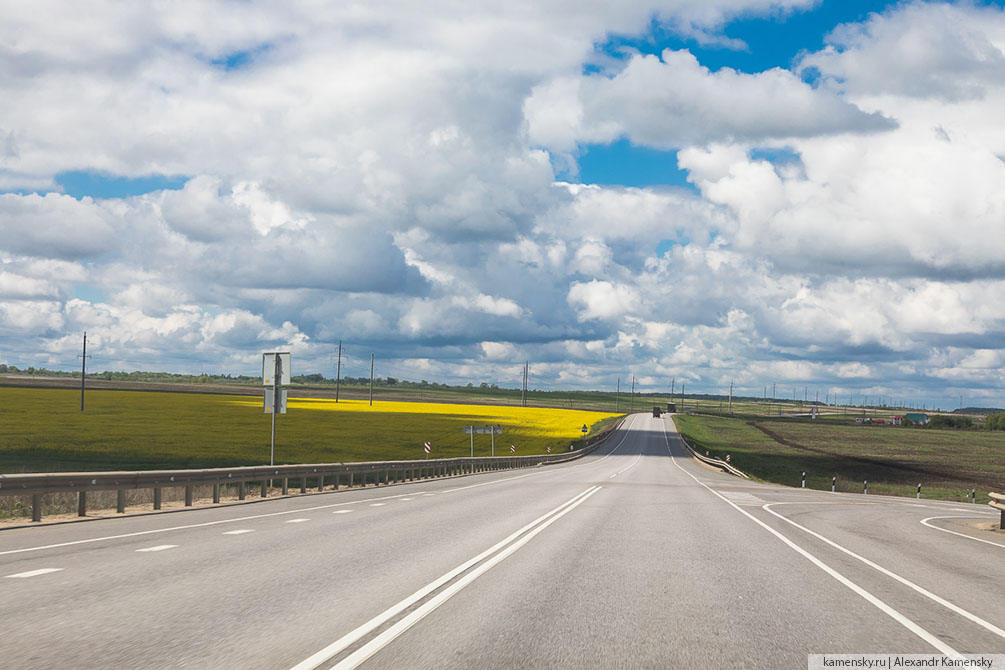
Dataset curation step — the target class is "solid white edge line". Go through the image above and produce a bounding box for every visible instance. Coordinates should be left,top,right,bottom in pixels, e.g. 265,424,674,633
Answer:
4,568,63,578
287,485,601,670
661,419,960,657
920,516,1005,549
329,487,603,670
0,491,423,557
762,503,1005,640
3,415,635,558
3,417,634,559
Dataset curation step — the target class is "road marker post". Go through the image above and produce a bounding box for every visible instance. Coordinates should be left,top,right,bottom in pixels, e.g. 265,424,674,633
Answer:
831,476,836,493
802,472,806,488
864,480,868,495
917,483,922,499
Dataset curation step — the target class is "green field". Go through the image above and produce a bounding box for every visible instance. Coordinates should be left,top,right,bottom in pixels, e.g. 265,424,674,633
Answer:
0,387,622,473
673,414,1004,503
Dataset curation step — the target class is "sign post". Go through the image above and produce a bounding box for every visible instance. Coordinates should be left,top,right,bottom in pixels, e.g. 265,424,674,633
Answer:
263,352,291,466
463,425,503,458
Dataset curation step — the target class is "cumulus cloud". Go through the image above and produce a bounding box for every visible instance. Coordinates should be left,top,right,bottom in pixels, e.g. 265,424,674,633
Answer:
526,49,893,152
798,2,1005,102
0,1,1002,407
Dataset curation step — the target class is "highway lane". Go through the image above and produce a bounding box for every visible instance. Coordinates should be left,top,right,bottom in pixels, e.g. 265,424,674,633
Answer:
1,413,1002,669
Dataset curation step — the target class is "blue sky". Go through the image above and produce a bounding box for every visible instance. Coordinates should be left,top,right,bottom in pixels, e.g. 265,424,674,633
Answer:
574,0,897,189
1,1,1004,409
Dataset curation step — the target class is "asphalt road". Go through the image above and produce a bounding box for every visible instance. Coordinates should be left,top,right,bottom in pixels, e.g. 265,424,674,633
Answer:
1,413,1002,669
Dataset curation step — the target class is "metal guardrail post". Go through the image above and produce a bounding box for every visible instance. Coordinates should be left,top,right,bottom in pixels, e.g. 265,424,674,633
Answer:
0,419,626,523
32,494,41,522
282,478,289,495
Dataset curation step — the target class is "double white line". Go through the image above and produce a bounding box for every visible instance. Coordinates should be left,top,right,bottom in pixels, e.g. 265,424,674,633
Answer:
290,485,603,670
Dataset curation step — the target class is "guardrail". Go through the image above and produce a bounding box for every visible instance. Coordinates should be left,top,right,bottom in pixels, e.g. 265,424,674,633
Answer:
671,421,750,479
991,492,1004,529
1,416,626,524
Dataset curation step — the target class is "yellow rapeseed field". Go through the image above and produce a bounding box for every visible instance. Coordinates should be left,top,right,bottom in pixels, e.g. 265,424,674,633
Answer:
0,387,622,472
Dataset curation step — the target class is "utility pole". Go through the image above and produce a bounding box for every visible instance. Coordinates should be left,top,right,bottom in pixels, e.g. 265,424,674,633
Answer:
728,381,733,414
630,375,635,412
616,377,620,412
521,362,528,407
369,353,374,406
333,341,342,403
681,382,685,410
78,331,90,411
670,378,675,405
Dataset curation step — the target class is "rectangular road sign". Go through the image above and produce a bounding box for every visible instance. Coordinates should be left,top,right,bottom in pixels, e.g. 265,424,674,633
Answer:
262,352,291,386
463,425,503,434
264,388,287,414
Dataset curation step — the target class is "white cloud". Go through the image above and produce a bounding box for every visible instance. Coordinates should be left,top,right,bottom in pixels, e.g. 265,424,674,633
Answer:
0,1,1002,407
568,280,641,321
526,49,893,151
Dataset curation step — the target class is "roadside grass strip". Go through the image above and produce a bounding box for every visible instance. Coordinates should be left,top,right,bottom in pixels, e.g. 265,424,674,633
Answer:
0,388,622,475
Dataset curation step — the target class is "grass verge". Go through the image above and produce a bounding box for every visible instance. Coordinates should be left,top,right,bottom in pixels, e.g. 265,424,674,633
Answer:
672,414,1004,503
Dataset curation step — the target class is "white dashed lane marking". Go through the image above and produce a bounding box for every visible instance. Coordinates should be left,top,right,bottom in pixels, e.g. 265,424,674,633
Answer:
223,530,255,535
400,498,413,501
286,519,310,524
5,568,63,579
136,545,177,553
370,503,386,507
333,510,353,515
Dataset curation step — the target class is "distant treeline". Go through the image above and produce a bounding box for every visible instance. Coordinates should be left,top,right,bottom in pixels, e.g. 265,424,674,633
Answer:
953,406,1005,415
0,365,260,384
